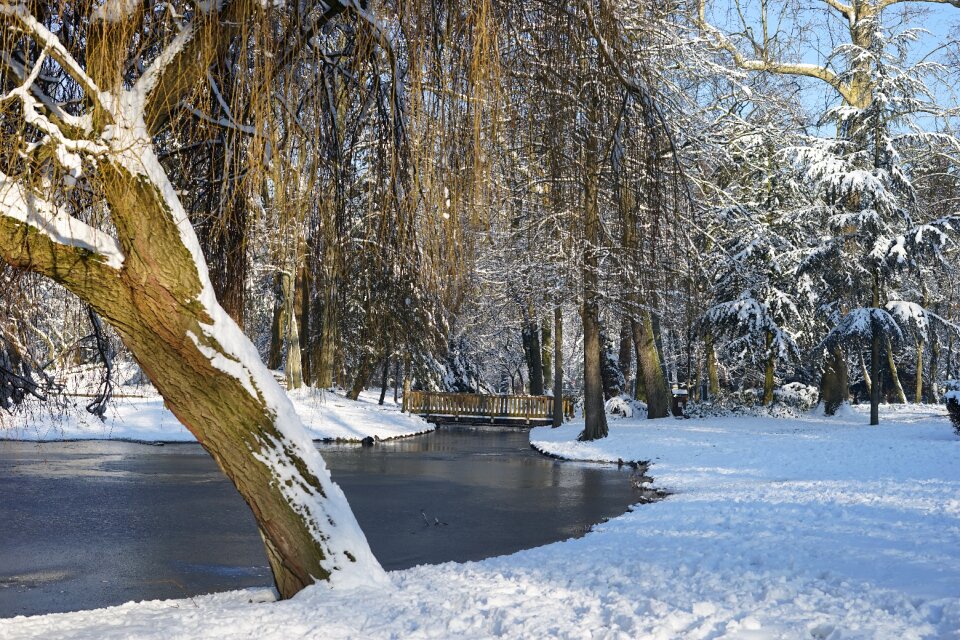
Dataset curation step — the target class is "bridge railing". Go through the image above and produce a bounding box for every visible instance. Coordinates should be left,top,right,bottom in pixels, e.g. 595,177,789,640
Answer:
403,391,575,423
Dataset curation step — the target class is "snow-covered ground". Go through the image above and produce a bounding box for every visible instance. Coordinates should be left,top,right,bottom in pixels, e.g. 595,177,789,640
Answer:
0,386,432,442
2,403,959,639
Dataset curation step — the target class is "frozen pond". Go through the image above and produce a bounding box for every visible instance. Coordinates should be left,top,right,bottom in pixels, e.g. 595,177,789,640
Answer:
0,427,639,617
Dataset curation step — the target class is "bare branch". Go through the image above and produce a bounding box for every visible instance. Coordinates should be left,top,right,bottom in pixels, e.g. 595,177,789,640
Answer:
0,4,106,111
695,0,859,105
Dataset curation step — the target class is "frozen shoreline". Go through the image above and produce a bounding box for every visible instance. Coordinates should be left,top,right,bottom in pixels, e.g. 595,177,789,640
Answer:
0,387,434,443
2,402,959,639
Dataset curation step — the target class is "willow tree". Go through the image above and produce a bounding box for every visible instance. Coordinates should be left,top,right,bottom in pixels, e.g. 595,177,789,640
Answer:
0,1,383,598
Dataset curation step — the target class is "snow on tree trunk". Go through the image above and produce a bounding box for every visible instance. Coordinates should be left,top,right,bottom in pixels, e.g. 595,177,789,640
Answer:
0,3,383,598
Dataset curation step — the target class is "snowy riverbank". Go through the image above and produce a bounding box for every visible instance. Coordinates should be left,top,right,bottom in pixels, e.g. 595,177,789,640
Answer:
2,403,959,638
0,387,432,443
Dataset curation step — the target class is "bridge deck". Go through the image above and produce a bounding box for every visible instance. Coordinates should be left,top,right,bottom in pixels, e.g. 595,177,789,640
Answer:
404,391,574,425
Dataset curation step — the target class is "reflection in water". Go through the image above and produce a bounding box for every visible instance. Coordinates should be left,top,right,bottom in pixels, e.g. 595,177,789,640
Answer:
0,428,638,617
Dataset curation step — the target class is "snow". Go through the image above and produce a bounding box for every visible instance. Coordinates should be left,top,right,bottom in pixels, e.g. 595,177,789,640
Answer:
2,404,958,638
91,0,141,23
0,173,124,270
0,386,432,443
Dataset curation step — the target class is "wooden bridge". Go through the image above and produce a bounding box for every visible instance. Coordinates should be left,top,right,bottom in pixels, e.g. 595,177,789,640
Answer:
403,391,574,426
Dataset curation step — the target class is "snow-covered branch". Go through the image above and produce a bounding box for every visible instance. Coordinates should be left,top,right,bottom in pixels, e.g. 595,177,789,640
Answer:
0,172,124,271
0,4,107,111
694,0,858,106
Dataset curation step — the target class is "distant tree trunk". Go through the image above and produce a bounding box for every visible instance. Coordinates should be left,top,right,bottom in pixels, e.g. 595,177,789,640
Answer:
541,317,553,388
929,337,940,403
553,306,564,427
821,346,850,415
523,317,545,395
347,353,373,401
886,336,907,404
947,332,954,380
870,273,881,425
267,273,285,371
632,312,670,418
580,120,608,441
762,331,775,406
705,333,720,399
401,361,411,412
915,338,924,404
283,271,302,390
393,358,400,403
316,243,340,389
618,320,633,394
860,350,872,397
870,333,881,425
298,261,313,386
379,357,390,405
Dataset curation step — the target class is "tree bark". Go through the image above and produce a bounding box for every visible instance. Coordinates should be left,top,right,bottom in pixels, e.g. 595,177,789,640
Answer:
541,316,553,388
579,116,608,441
929,336,940,403
267,273,285,371
379,357,390,405
393,358,400,403
820,346,849,415
870,274,881,425
762,331,775,406
283,270,303,390
618,319,633,394
553,305,564,427
315,239,340,388
915,338,924,404
886,336,907,404
705,332,720,399
298,261,312,385
632,312,670,418
347,353,373,401
522,317,545,395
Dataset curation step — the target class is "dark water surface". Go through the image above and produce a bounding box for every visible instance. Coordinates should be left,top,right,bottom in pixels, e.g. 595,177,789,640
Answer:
0,427,637,617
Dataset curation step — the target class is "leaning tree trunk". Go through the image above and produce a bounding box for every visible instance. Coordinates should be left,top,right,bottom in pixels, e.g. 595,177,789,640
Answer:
0,3,382,597
632,312,670,418
886,337,907,404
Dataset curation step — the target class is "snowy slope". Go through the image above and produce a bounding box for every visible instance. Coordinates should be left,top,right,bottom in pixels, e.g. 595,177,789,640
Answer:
2,404,958,638
0,388,432,442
